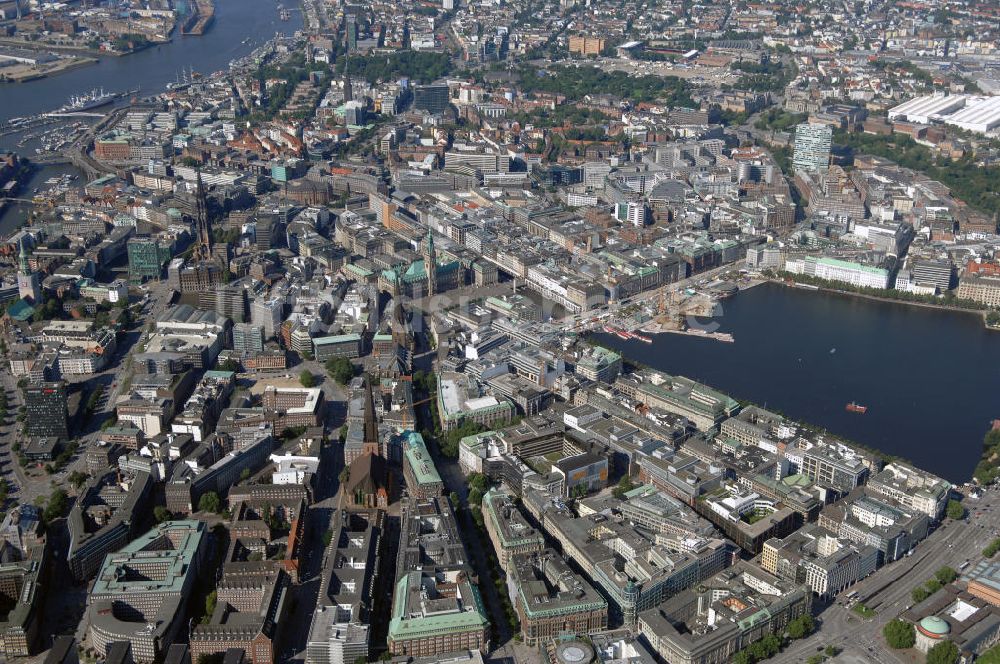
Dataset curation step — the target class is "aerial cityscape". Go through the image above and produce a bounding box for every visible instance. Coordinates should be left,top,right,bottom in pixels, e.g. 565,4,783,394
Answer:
0,0,999,663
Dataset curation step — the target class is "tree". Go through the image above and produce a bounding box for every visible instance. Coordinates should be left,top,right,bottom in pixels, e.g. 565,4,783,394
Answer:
759,634,781,657
936,566,959,586
912,586,931,603
322,529,333,547
787,614,815,639
468,487,483,507
240,468,251,482
43,488,68,522
825,645,840,657
449,491,460,510
946,499,964,520
299,369,316,388
979,643,1000,664
154,506,171,523
198,491,221,514
203,590,218,622
218,358,240,372
612,475,636,499
326,357,355,385
468,473,489,495
67,470,89,489
883,619,916,649
926,640,960,664
354,657,367,664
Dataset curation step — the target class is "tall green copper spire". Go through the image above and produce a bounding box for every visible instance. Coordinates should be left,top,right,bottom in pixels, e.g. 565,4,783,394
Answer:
18,237,30,276
422,229,437,296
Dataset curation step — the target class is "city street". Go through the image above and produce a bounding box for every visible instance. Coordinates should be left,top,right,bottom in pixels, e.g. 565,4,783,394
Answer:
769,487,1000,663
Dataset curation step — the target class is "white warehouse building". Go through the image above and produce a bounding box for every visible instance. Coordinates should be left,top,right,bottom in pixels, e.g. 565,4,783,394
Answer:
888,94,1000,134
942,95,1000,133
887,94,969,124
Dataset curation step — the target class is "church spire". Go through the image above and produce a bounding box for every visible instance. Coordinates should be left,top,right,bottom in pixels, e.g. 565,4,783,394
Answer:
422,229,437,297
18,237,30,276
193,171,212,261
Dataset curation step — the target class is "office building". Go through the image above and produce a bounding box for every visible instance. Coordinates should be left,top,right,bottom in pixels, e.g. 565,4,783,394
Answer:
630,373,739,430
165,431,273,513
67,472,154,581
87,521,207,663
252,297,284,340
818,491,930,565
958,274,1000,307
167,258,224,293
482,488,545,570
638,562,811,664
24,382,68,439
437,372,516,432
146,305,230,369
306,511,380,664
198,286,248,323
568,35,606,56
401,431,443,499
387,569,490,657
233,323,265,358
127,236,172,283
575,346,622,383
800,443,870,493
792,123,832,173
189,569,288,664
785,256,890,290
313,334,362,360
412,84,450,114
0,507,46,658
911,260,954,292
526,487,731,627
760,524,877,599
510,549,608,646
344,100,367,126
866,462,951,520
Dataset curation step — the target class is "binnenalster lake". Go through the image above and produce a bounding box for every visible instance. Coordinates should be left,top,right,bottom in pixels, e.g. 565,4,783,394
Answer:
593,282,1000,484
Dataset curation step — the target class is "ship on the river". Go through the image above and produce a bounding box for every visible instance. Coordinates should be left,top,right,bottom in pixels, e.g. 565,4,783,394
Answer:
56,89,116,113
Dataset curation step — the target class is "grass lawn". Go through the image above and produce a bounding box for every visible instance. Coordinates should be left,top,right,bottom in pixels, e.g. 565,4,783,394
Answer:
853,603,876,618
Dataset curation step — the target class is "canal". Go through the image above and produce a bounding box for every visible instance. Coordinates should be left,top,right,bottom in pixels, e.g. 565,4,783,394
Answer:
593,282,1000,484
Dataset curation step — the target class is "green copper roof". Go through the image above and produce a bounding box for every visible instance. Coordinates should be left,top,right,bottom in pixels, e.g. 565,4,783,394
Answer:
919,616,950,636
402,431,442,487
7,299,35,322
388,572,489,643
314,333,361,345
